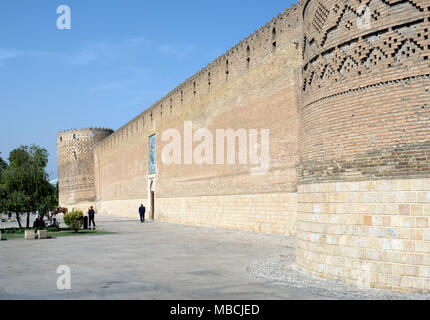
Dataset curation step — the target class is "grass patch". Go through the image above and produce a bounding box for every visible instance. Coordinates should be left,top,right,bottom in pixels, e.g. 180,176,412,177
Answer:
51,230,114,238
1,229,115,240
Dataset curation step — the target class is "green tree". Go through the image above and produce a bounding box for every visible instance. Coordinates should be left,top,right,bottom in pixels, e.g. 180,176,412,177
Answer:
0,156,7,204
55,181,59,205
38,182,58,221
0,175,8,222
2,190,29,229
0,157,7,177
1,145,57,228
0,157,21,226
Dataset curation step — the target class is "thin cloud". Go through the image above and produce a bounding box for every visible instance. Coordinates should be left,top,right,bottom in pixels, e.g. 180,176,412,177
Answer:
66,37,153,66
68,47,99,65
90,80,131,92
158,44,194,59
125,65,151,75
19,37,194,67
0,49,21,67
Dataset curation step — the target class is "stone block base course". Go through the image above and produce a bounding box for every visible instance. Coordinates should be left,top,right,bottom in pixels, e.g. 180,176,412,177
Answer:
97,192,297,236
296,178,430,292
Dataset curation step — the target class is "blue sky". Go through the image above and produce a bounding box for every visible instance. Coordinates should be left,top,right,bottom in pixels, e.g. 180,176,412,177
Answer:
0,0,296,179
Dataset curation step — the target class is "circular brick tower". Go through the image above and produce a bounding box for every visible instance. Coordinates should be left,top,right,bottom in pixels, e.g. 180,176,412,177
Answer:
298,0,430,290
57,128,113,211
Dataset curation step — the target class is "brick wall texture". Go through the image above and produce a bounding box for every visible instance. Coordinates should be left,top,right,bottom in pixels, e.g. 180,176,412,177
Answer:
57,128,113,209
57,0,430,291
297,0,430,291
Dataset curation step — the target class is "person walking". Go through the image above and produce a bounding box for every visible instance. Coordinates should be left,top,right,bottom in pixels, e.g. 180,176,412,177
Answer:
139,204,146,223
88,206,96,230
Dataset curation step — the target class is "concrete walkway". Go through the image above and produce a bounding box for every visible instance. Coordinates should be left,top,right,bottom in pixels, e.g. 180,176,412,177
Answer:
0,219,331,300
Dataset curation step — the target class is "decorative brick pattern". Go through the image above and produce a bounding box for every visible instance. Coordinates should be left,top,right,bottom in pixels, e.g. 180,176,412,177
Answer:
301,0,430,182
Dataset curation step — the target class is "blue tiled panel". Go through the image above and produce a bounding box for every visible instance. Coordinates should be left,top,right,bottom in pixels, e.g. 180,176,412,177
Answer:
149,134,156,174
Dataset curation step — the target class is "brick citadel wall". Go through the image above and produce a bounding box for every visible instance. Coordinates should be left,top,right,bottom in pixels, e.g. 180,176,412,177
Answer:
93,4,303,235
58,0,430,291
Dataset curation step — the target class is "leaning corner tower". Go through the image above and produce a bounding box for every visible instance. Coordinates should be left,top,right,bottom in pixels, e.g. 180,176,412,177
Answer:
57,128,113,212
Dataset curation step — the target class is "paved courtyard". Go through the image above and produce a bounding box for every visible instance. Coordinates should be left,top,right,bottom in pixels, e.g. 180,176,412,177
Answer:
0,218,327,300
1,218,429,300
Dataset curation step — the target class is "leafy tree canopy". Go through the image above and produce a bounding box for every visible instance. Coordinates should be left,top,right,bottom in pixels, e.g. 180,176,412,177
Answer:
0,157,7,180
0,145,57,225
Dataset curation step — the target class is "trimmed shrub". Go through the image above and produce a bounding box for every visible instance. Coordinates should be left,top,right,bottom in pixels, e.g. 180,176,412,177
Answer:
46,225,60,232
1,228,25,234
63,209,84,232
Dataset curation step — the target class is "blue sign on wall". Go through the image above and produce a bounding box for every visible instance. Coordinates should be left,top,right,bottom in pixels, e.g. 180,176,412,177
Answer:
149,134,156,174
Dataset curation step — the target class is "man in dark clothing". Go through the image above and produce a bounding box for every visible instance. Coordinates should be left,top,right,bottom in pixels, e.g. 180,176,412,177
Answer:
40,217,46,228
33,216,41,229
33,215,45,229
88,206,96,230
139,204,145,223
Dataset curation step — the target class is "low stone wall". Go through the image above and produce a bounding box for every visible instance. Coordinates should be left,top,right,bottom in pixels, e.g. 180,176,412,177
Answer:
157,193,297,236
97,192,297,236
296,178,430,291
96,199,144,219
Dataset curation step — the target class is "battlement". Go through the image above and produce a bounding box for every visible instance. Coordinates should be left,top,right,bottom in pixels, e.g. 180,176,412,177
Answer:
57,128,114,143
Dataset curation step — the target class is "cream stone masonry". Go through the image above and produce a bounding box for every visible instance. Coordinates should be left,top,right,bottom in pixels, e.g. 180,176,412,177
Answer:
297,179,430,291
98,193,297,235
